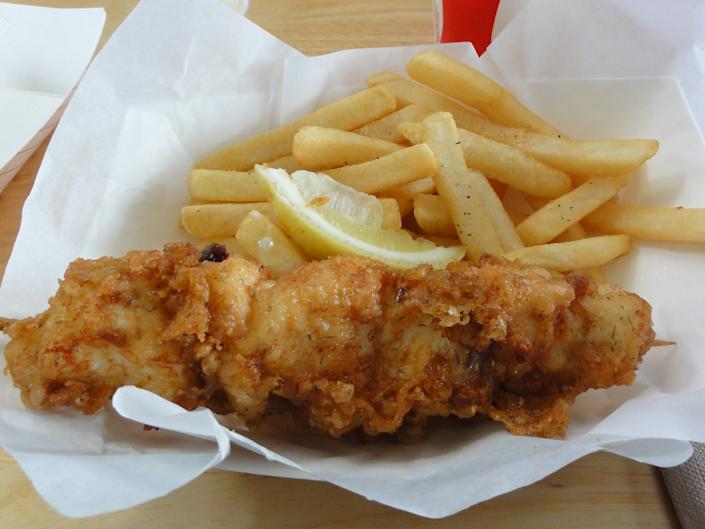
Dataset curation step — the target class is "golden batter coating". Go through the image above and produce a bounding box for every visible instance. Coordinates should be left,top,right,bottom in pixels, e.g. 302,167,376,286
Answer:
1,244,654,439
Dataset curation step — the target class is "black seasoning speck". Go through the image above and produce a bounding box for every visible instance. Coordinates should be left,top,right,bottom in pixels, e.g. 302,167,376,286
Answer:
200,243,229,263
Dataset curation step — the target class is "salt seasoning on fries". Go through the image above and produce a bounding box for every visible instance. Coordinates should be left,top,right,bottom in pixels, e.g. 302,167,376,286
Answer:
421,112,503,260
516,176,630,246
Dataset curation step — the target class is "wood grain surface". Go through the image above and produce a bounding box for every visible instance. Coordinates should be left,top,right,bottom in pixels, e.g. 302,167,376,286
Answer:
0,1,679,527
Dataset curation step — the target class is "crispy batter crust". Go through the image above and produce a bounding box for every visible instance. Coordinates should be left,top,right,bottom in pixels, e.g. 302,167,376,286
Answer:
1,244,654,438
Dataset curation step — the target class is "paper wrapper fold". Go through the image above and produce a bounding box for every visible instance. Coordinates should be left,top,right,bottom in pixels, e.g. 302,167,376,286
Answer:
1,0,704,518
0,3,105,193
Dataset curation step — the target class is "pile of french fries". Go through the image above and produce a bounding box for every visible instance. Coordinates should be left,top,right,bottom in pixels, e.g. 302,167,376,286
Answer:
182,50,705,278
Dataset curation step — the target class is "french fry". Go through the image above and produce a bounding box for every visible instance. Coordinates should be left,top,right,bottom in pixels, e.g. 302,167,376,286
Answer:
517,176,629,246
399,122,572,198
534,220,606,281
236,211,307,277
461,132,572,198
553,222,588,243
504,235,632,272
324,144,436,194
197,86,396,170
355,104,433,143
399,120,658,181
377,176,435,217
189,169,266,202
414,194,455,237
292,126,401,170
469,167,525,252
372,78,514,140
409,115,523,250
379,198,402,229
181,199,226,228
523,195,592,244
407,51,561,135
268,154,303,172
583,204,705,243
187,198,227,205
421,112,503,260
397,121,425,145
392,196,413,217
381,176,436,200
187,63,664,282
510,136,659,182
181,202,272,238
367,70,404,86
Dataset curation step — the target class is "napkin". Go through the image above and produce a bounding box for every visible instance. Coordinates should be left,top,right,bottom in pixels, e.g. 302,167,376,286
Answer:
0,3,104,193
663,443,705,529
1,0,705,519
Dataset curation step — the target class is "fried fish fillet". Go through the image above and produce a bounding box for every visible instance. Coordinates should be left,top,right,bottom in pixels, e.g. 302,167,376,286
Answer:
0,243,654,438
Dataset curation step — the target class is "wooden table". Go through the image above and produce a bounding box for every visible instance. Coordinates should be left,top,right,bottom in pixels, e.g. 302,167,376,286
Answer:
0,1,680,527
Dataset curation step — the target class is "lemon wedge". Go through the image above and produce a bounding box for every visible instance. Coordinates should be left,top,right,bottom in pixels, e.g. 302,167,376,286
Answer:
255,165,465,269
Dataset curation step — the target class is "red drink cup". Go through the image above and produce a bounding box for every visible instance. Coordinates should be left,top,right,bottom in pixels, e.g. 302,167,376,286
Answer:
433,0,501,55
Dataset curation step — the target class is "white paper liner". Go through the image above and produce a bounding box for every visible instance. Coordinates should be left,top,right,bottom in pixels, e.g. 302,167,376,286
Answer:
1,0,704,518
